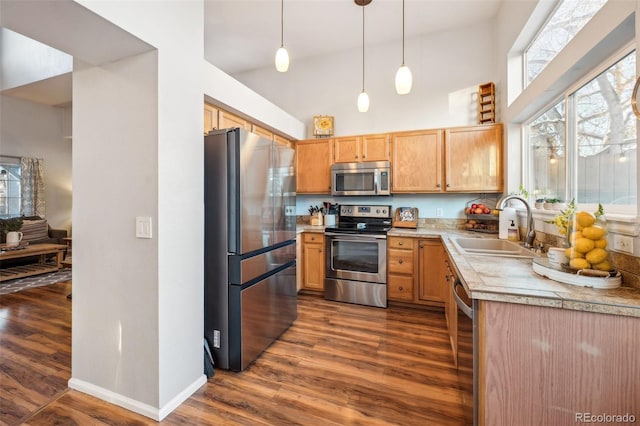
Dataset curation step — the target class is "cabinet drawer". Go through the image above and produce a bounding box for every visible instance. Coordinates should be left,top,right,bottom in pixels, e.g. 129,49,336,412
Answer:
303,233,323,243
388,237,414,249
388,274,414,301
388,249,414,274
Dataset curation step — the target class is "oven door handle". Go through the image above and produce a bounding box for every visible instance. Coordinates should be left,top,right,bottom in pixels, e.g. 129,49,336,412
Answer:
452,278,473,319
325,232,387,240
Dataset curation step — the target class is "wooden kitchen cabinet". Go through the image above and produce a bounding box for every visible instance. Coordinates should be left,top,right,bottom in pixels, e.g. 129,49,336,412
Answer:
391,129,444,192
387,237,416,302
252,124,273,140
296,138,333,194
418,239,447,306
301,233,325,291
333,134,390,163
204,103,219,134
444,123,503,192
219,110,251,131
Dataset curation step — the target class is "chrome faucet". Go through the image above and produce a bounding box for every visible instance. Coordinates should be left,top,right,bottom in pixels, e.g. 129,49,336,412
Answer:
496,195,536,249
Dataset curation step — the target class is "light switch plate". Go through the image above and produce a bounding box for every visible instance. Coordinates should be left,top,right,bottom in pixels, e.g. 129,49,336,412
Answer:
136,216,153,239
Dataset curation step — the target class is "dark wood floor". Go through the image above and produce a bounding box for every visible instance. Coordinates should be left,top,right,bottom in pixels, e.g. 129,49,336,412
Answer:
1,284,472,425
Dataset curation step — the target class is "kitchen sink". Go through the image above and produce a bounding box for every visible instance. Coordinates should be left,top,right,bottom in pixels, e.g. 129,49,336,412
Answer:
451,237,536,258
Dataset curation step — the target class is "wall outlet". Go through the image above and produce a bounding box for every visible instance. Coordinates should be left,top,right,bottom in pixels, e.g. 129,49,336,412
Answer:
436,208,444,217
135,216,152,239
613,234,634,254
213,330,221,348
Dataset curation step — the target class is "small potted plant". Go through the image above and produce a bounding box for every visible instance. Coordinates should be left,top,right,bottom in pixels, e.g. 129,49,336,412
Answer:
535,198,545,209
544,198,560,210
0,217,24,245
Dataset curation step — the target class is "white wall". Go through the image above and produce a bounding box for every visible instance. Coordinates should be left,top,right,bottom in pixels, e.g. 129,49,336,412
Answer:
70,0,206,418
0,28,72,90
0,95,72,230
236,20,497,138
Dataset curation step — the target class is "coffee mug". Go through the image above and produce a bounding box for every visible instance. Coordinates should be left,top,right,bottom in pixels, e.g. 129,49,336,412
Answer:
547,247,568,265
6,231,23,247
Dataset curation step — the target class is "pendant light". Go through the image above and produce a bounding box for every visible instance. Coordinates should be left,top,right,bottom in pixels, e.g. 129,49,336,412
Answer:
275,0,289,72
395,0,412,94
356,0,371,112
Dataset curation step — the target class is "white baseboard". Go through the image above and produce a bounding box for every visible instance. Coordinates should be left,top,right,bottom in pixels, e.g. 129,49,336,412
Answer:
68,374,207,421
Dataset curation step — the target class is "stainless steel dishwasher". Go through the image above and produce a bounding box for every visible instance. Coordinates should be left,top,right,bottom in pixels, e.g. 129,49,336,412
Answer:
448,261,476,426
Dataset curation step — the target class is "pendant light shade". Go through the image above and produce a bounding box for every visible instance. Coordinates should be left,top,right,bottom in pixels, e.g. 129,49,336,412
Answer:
395,65,412,95
275,47,289,72
275,0,289,72
356,0,371,112
395,0,412,94
358,91,370,112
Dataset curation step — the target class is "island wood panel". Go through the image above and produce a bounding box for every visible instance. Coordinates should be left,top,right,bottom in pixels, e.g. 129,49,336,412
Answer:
444,123,503,192
6,291,473,425
391,129,444,192
295,138,333,194
479,301,640,426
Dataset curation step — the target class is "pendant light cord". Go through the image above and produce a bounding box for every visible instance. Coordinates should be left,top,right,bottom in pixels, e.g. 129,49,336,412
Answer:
362,4,365,92
401,0,405,65
280,0,284,47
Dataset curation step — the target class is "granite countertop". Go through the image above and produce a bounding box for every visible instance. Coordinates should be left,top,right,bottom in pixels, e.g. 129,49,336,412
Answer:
297,225,640,318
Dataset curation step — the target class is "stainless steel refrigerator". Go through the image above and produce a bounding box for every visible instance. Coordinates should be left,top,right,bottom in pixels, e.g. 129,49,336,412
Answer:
204,127,297,371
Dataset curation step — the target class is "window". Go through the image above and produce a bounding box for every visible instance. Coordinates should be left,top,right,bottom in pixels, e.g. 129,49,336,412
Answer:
527,49,637,215
0,159,21,219
528,100,566,202
525,0,608,85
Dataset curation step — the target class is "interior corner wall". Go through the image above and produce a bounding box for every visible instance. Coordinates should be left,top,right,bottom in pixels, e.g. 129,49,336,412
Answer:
74,0,206,416
0,94,72,230
72,50,161,409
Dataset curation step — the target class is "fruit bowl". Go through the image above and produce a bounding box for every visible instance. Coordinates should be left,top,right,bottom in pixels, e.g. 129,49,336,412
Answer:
559,262,617,277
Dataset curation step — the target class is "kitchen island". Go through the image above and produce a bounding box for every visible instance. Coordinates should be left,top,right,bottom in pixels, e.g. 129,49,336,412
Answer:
298,224,640,425
391,227,640,425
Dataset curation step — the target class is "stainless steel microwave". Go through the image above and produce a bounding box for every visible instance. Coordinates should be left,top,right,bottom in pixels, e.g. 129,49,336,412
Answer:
331,161,391,196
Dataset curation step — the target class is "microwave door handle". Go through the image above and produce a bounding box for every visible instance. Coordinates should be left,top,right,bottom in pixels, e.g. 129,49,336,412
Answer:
374,170,380,194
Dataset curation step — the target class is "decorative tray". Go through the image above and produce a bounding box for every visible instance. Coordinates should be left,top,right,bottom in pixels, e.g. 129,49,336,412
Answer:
532,258,621,289
0,242,29,251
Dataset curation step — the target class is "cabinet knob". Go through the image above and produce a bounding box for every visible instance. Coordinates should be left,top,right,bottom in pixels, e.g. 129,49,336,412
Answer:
398,241,404,246
355,155,359,159
446,184,451,187
311,237,315,240
319,249,322,253
398,259,403,264
363,155,366,159
398,286,403,291
436,183,441,188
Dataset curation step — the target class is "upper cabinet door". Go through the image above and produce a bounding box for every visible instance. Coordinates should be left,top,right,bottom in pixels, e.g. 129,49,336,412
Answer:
219,111,251,131
252,124,274,140
296,139,333,194
391,130,444,193
444,123,503,192
204,104,219,135
333,136,361,163
362,134,390,162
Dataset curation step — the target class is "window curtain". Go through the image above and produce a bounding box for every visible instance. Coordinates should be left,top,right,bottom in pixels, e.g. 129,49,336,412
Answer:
20,157,45,217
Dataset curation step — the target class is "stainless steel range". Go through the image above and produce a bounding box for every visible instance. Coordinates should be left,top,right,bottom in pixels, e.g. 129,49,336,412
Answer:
324,204,392,308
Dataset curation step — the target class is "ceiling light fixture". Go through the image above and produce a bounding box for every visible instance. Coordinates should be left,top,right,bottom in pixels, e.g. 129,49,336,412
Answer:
395,0,412,95
275,0,289,72
356,0,372,112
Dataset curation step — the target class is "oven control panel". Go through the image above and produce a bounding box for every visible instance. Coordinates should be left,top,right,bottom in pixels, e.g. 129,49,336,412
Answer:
339,205,392,218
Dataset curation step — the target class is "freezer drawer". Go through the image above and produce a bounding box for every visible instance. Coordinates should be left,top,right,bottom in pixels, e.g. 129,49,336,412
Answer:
228,262,297,371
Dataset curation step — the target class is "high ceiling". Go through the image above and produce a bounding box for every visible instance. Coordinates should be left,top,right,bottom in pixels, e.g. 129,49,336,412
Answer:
204,0,504,75
2,0,504,106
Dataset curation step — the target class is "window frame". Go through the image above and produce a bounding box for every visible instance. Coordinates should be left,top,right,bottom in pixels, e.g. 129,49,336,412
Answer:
524,41,637,219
